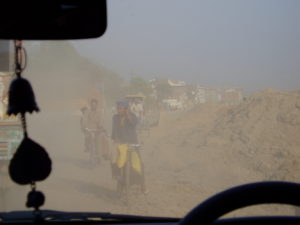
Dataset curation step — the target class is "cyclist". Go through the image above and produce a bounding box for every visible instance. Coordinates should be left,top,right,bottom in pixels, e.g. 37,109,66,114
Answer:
82,99,103,164
80,106,88,152
111,100,147,194
130,99,144,123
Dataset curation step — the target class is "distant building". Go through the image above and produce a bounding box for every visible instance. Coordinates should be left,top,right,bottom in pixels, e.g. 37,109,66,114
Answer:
151,78,186,100
195,86,243,105
151,78,243,108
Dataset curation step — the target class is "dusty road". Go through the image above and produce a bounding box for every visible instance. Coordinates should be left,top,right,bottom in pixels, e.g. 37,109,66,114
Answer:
23,111,204,217
1,90,300,217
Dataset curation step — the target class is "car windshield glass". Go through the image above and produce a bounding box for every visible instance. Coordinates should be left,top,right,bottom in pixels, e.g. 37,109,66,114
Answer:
1,0,300,218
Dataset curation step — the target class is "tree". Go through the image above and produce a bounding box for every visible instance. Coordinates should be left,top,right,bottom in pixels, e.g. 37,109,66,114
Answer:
128,77,153,97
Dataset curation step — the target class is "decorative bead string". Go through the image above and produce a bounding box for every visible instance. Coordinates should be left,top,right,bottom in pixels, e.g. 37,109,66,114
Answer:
14,40,28,138
14,40,40,211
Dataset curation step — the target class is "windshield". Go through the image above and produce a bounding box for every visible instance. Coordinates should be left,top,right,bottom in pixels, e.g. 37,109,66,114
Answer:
1,0,300,218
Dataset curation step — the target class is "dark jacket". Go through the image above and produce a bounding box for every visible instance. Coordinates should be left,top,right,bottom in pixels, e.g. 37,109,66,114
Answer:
111,112,138,144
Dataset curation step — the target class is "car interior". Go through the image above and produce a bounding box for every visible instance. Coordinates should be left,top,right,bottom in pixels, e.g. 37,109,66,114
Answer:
0,0,300,224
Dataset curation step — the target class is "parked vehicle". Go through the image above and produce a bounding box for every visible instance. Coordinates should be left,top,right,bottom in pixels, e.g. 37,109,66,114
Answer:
0,73,22,171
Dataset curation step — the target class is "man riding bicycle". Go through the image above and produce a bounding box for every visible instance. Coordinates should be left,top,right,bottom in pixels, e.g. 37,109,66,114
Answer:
111,100,147,195
82,99,105,164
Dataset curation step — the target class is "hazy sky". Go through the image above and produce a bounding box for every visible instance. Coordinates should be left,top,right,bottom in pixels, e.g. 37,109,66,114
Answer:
74,0,300,93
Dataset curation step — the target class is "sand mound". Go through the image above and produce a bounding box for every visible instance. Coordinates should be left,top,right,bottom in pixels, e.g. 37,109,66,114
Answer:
210,89,300,180
146,89,300,188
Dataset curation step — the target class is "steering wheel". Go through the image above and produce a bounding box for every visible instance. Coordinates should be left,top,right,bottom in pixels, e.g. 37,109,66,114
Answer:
179,181,300,225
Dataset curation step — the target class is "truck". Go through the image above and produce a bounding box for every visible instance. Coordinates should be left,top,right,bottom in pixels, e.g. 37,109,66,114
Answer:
162,98,184,111
0,72,22,170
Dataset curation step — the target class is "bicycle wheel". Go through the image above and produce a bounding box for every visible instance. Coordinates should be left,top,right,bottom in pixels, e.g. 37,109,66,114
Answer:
123,159,131,203
116,161,129,202
89,135,97,166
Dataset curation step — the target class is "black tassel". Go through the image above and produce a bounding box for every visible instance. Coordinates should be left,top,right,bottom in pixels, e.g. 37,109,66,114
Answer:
9,137,52,185
7,77,39,116
26,190,45,210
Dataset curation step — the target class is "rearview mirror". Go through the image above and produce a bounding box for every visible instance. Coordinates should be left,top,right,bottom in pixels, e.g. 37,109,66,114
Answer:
0,1,107,40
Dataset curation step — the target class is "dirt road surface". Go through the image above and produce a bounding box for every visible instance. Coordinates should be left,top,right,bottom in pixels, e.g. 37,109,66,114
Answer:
1,89,300,217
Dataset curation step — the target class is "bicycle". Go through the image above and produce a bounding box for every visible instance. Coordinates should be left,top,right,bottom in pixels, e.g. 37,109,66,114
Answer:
116,144,145,202
85,128,101,166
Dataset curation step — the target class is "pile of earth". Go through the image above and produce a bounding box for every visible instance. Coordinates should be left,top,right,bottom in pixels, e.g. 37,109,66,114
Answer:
145,89,300,194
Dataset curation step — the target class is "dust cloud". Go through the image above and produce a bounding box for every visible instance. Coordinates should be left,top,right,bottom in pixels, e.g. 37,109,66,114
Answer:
1,42,300,218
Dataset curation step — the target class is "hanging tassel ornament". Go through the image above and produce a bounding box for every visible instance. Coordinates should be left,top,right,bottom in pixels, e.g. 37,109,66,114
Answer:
7,40,39,116
8,40,51,213
26,186,45,210
9,136,52,185
7,77,39,115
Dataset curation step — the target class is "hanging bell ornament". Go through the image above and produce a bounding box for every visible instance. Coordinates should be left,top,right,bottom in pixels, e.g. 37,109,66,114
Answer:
7,77,39,116
9,137,52,185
